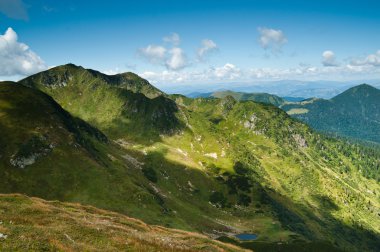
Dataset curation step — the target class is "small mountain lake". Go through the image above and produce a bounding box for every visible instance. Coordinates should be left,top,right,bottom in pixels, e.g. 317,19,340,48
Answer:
234,233,258,241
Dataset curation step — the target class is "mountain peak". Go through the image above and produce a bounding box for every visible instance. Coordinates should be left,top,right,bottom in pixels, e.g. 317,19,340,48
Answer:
346,83,377,92
354,83,377,91
332,83,379,101
20,64,164,99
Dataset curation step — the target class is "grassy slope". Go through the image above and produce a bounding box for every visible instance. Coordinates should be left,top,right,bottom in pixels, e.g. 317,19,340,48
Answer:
11,67,380,251
19,64,177,142
0,82,244,235
0,194,246,252
154,95,380,251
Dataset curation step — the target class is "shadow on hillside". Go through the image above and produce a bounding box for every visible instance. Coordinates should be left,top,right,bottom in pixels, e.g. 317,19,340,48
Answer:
250,184,380,252
103,92,186,144
123,146,380,252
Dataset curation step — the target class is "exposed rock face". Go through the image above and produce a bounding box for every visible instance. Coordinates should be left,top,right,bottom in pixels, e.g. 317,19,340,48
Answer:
243,113,263,135
10,155,38,169
292,133,308,148
9,135,53,169
42,71,72,88
243,114,258,130
219,95,236,116
205,153,218,159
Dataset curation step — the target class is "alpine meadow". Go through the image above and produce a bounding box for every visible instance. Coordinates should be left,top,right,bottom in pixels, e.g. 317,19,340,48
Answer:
0,1,379,252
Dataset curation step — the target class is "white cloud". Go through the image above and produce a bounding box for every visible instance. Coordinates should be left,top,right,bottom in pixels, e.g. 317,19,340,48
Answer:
140,63,242,84
0,27,46,76
139,61,380,85
138,45,167,63
350,50,380,67
163,33,180,46
213,63,241,79
0,0,28,20
141,70,187,83
322,50,339,67
258,27,287,53
139,33,190,71
166,47,188,70
197,39,218,60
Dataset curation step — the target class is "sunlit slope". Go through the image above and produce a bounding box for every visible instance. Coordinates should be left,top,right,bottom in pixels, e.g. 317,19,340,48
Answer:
19,64,180,140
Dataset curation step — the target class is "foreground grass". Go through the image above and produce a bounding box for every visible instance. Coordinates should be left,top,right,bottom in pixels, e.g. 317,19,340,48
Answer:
0,194,247,252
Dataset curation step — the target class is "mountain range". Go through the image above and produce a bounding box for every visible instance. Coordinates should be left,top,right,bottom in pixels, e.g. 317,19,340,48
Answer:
0,64,379,251
196,86,380,145
158,79,380,99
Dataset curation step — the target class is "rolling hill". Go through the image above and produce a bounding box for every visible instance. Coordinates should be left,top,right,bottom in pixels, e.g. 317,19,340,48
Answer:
188,90,286,107
0,65,379,251
209,91,286,107
282,84,380,143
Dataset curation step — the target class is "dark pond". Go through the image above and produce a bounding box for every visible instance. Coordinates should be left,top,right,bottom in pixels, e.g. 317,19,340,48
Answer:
234,233,258,241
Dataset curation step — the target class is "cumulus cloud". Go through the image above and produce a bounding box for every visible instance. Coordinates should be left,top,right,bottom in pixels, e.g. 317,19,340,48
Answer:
139,33,190,71
322,50,339,67
163,33,180,46
213,63,241,79
258,27,287,53
350,50,380,67
0,0,28,20
140,61,380,84
0,27,46,76
166,47,188,70
140,63,242,84
138,45,167,63
197,39,218,61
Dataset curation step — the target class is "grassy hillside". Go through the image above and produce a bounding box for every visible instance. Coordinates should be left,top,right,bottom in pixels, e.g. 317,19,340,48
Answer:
0,194,245,251
206,90,286,107
1,66,378,251
282,84,380,144
0,82,244,234
19,64,179,141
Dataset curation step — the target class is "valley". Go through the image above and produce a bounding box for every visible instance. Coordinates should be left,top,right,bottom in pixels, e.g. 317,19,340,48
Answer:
0,65,379,251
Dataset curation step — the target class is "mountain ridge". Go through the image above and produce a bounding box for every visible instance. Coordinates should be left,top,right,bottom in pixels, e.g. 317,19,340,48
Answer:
0,65,379,251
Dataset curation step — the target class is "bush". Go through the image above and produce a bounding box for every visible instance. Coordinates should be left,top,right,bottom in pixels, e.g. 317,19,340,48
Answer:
238,193,252,206
142,166,158,183
209,191,227,208
233,161,250,175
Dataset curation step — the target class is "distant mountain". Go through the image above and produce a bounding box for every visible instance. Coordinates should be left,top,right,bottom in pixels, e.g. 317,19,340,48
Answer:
186,91,213,98
282,96,306,102
212,90,286,106
0,66,379,251
159,79,380,99
282,84,380,143
188,90,286,107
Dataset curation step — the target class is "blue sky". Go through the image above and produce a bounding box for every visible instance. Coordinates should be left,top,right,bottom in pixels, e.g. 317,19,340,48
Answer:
0,0,380,84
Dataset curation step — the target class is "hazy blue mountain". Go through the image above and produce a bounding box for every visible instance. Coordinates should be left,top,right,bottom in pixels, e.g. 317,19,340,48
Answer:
158,79,380,99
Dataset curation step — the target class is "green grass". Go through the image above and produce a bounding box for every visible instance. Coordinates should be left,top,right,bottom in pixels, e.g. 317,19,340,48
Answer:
0,65,378,252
